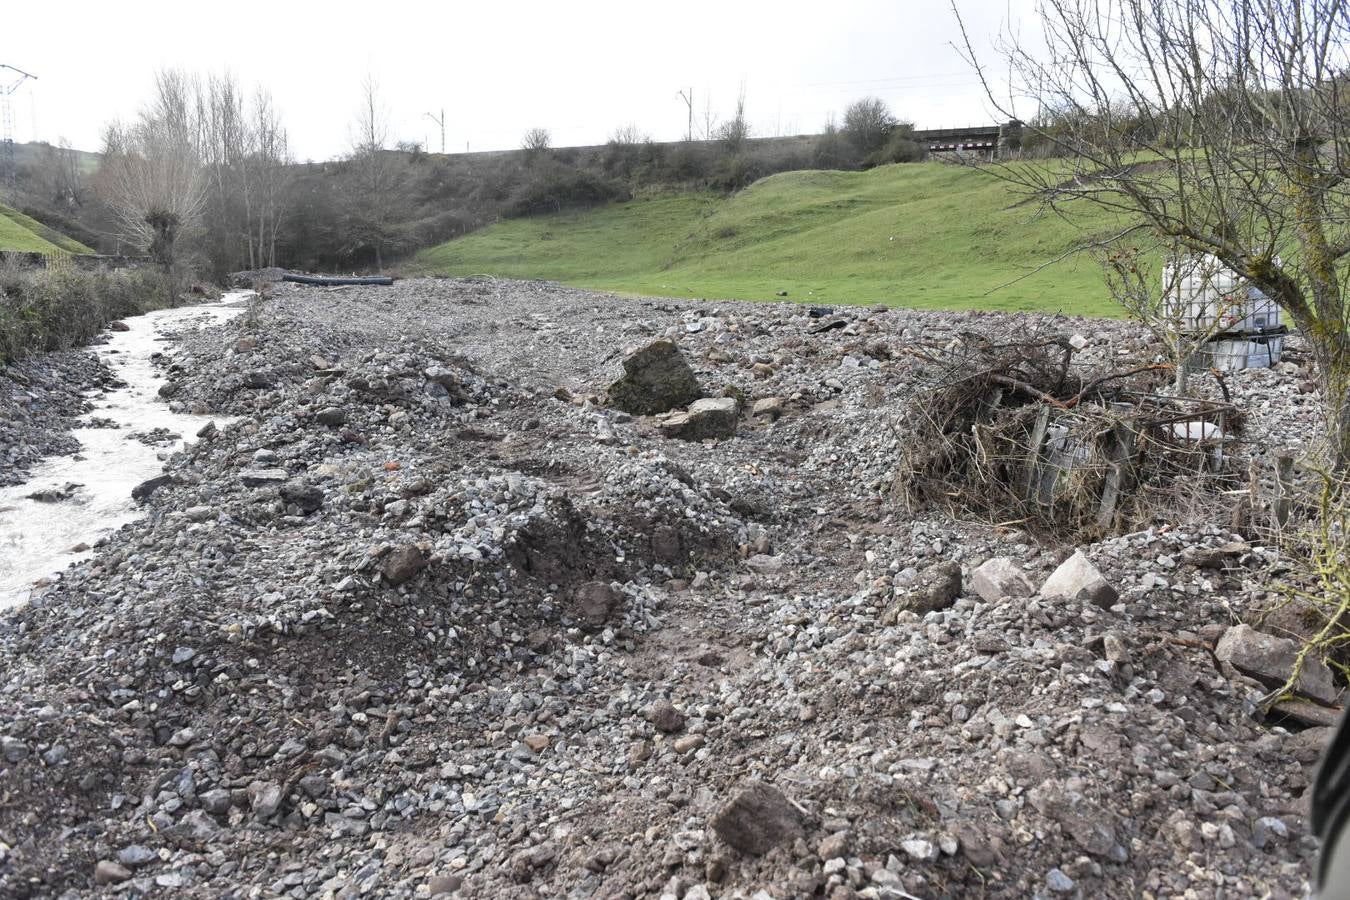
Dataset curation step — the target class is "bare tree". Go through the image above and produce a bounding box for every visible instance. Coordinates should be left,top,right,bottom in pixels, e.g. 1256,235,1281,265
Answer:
701,91,719,142
609,123,646,146
346,73,404,269
248,88,292,268
37,138,84,208
95,70,205,275
521,127,551,166
954,0,1350,466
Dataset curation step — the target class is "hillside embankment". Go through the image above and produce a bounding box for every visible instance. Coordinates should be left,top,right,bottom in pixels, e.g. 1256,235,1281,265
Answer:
0,277,1327,897
413,163,1123,315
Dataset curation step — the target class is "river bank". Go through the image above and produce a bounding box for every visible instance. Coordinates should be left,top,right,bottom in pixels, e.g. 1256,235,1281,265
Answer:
0,297,246,607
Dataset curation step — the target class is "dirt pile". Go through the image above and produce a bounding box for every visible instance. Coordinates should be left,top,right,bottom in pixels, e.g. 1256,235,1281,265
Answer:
0,277,1329,897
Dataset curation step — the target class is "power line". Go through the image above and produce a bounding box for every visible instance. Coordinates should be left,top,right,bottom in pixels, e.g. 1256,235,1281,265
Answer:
0,63,38,197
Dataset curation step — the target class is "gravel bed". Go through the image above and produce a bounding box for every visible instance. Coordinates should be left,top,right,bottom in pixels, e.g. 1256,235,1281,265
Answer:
0,349,115,486
0,277,1326,898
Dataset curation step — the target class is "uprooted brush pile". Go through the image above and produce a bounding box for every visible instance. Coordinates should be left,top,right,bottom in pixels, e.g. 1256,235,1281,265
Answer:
896,332,1245,537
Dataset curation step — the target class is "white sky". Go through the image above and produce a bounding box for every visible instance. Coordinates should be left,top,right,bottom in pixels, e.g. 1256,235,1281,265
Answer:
4,0,1030,160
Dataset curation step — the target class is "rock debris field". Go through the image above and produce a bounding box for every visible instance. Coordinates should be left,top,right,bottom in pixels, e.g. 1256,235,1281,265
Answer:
0,277,1334,898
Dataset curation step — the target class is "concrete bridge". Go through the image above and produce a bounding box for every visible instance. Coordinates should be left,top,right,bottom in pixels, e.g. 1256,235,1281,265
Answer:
913,123,1018,159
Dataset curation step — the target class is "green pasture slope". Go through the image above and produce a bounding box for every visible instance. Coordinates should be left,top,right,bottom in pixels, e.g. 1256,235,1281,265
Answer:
0,203,94,255
413,162,1125,316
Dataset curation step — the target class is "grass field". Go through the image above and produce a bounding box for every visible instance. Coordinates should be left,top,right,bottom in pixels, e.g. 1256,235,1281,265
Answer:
0,204,94,255
412,162,1127,316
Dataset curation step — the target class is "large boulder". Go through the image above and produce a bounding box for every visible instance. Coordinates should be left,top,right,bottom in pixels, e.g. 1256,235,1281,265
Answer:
1039,551,1119,609
970,557,1035,602
710,781,806,855
607,339,703,416
1215,624,1339,704
658,397,739,441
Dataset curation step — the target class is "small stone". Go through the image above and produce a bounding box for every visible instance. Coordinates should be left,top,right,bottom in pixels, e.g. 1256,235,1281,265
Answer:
248,781,283,819
131,474,173,502
428,873,463,896
575,581,620,631
167,727,195,747
1046,868,1076,893
970,557,1035,602
316,406,347,426
238,467,288,488
648,700,686,733
298,774,330,798
94,860,133,884
1039,550,1119,608
746,554,785,575
900,838,936,861
200,788,232,815
709,781,805,855
523,734,550,753
673,734,705,754
752,397,784,420
280,479,324,513
658,397,739,441
1,736,29,762
898,560,962,614
382,546,427,586
117,845,155,868
818,832,850,860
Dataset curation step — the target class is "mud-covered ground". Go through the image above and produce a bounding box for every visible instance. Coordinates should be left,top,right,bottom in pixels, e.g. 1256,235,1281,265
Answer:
0,277,1331,898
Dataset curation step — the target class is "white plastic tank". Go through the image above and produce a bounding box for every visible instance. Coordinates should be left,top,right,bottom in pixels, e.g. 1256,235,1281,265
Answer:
1163,254,1281,334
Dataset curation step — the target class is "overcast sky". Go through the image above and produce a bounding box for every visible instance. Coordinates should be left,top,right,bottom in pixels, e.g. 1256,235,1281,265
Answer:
4,0,1030,160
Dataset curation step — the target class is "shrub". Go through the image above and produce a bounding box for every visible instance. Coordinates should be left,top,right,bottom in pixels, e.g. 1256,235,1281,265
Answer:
503,162,630,217
708,155,764,193
843,98,897,157
813,123,854,170
0,265,171,364
862,125,927,168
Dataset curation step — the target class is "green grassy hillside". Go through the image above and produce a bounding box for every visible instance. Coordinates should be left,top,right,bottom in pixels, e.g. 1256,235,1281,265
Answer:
412,162,1125,316
0,204,94,255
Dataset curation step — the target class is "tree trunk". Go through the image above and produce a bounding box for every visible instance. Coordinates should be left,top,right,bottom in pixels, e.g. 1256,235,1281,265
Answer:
1314,339,1350,473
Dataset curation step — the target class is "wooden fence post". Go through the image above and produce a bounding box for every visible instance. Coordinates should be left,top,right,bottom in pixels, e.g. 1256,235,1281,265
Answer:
1273,450,1295,528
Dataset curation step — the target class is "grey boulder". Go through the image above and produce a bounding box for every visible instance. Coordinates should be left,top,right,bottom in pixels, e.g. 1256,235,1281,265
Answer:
607,339,703,416
1039,551,1119,608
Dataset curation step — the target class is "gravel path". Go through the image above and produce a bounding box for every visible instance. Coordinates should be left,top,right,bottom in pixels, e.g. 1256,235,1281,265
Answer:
0,277,1325,898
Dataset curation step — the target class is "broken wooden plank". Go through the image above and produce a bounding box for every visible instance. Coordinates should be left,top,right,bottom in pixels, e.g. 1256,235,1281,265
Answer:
1096,423,1138,530
1022,404,1052,502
